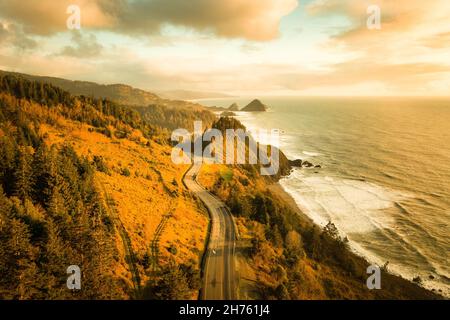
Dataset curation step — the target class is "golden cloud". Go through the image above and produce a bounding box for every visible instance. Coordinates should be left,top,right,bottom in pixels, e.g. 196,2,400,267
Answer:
307,0,450,49
0,0,115,35
0,0,298,40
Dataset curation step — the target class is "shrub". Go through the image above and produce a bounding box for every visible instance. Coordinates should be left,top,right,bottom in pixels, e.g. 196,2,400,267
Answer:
274,284,290,300
93,155,110,174
167,244,178,255
121,167,131,177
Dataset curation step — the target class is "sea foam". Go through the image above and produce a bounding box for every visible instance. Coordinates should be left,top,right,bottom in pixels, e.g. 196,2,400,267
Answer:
280,169,449,297
280,169,408,234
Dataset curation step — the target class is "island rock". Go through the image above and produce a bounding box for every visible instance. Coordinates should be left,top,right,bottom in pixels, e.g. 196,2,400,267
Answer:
303,161,314,168
288,159,303,167
241,99,268,112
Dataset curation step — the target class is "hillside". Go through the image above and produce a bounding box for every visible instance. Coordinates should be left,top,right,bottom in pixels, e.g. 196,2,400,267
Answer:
198,117,441,300
0,70,213,113
157,90,233,100
0,73,441,301
0,74,209,299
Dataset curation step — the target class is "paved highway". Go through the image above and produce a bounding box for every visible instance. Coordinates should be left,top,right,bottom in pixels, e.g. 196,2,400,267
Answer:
184,162,237,300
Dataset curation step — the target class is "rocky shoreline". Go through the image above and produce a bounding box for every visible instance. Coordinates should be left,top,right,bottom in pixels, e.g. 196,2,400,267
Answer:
288,158,322,169
276,152,445,299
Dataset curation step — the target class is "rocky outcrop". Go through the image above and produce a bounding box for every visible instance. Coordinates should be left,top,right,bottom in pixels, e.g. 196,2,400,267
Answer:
241,99,268,112
270,146,292,180
302,161,314,168
288,159,322,169
289,159,303,167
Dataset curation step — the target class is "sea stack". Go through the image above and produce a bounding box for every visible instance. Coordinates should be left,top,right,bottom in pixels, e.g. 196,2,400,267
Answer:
228,103,240,111
241,99,268,112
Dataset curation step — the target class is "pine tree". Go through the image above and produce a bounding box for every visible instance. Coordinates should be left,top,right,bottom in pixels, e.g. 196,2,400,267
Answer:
0,136,17,195
41,219,69,299
0,217,37,298
32,143,49,204
16,79,25,99
150,260,192,300
44,148,67,216
252,193,270,224
13,146,33,201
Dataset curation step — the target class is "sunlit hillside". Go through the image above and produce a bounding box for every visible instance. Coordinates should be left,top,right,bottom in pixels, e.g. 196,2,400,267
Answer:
40,118,209,294
0,74,210,299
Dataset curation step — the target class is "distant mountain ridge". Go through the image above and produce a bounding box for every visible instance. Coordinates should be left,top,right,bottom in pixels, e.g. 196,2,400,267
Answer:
0,70,160,106
0,70,208,111
158,89,233,100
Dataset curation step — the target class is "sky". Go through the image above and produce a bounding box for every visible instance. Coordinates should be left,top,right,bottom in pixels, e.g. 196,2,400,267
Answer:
0,0,449,96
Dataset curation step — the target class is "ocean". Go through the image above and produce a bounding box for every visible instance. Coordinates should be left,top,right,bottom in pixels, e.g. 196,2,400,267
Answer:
199,97,450,296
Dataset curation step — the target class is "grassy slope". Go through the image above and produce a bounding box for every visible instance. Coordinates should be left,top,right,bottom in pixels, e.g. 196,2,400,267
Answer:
37,111,208,298
0,71,213,298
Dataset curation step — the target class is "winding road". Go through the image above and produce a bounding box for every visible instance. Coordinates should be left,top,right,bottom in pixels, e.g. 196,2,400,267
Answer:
184,162,238,300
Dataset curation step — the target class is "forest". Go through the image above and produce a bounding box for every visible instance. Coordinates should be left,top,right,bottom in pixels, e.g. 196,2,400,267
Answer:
0,78,123,298
133,104,216,132
0,74,209,299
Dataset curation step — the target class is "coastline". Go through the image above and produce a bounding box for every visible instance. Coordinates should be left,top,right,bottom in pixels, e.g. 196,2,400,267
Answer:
224,108,448,298
269,178,445,299
268,182,314,228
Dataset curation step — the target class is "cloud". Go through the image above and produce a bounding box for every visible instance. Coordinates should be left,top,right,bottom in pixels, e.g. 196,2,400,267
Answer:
0,22,7,43
304,0,450,91
0,21,37,50
421,32,450,49
307,0,428,26
1,0,449,96
59,31,103,58
0,0,298,41
0,0,116,35
274,59,450,94
119,0,298,40
306,0,450,47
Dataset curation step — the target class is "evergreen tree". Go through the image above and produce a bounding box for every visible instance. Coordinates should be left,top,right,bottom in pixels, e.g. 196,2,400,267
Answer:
32,143,50,204
252,193,270,224
151,261,192,300
13,146,33,201
0,216,37,299
0,136,17,195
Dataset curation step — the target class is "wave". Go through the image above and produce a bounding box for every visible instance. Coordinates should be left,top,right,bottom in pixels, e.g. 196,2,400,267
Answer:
280,169,450,297
302,151,321,157
231,99,450,297
280,170,402,232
